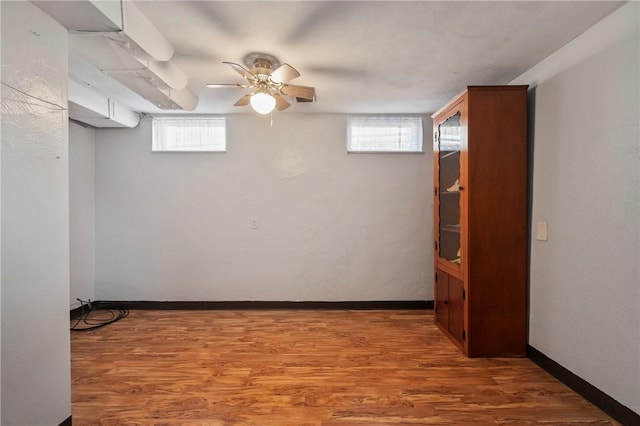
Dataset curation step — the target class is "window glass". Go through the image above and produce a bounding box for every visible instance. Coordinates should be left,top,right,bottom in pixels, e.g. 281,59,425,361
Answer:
152,117,226,152
347,116,423,153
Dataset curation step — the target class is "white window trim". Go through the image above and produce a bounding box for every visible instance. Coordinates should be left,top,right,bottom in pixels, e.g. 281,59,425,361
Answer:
347,115,424,153
151,116,227,153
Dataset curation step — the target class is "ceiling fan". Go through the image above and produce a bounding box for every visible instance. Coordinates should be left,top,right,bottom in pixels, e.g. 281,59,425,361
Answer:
206,53,316,114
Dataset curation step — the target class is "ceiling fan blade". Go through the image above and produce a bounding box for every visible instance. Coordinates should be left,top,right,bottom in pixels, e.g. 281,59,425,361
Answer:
273,94,291,111
206,83,247,88
281,84,315,100
270,63,300,84
234,94,251,107
223,61,254,80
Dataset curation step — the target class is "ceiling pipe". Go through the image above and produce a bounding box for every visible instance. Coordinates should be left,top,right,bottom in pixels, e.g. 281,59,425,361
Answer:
91,65,198,111
151,87,199,111
113,0,175,62
100,38,188,90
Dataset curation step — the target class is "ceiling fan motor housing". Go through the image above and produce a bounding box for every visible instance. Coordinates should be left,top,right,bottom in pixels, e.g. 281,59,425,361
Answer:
244,52,280,69
251,59,277,84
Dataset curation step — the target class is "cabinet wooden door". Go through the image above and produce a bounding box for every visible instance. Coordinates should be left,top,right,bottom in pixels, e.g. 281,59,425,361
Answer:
434,109,464,277
448,274,465,346
435,269,465,349
435,270,449,330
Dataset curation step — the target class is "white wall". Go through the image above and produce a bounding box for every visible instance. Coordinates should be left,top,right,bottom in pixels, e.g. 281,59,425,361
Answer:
70,121,96,308
0,1,71,424
95,114,433,301
513,2,639,415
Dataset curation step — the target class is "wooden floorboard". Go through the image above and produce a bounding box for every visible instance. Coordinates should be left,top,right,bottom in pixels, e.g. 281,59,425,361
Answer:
71,310,617,425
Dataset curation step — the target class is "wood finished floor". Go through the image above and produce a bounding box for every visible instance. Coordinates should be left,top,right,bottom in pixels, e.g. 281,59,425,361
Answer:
71,310,617,425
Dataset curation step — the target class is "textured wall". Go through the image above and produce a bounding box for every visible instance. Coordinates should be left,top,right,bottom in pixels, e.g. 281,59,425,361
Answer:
95,114,433,301
0,1,71,424
515,3,639,415
70,122,96,308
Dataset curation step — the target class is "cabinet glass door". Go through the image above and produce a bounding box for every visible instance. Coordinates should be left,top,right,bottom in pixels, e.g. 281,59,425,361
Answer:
437,112,462,267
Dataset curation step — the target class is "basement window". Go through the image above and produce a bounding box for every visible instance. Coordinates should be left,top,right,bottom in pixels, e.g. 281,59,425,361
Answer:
152,117,226,152
347,116,423,153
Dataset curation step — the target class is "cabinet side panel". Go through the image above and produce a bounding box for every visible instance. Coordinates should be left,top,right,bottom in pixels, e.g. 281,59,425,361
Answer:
466,87,528,357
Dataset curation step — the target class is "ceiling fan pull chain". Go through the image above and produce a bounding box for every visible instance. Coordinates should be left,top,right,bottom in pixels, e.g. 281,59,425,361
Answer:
270,112,273,128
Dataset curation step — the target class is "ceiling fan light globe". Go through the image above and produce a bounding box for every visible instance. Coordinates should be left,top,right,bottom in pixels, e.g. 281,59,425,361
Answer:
250,92,276,114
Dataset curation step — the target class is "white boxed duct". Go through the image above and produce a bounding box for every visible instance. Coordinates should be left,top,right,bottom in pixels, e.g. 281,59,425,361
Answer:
32,0,122,32
35,0,198,110
33,0,174,62
68,79,140,128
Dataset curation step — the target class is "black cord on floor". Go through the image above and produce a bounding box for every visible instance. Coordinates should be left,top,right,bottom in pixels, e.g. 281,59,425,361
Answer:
71,299,129,331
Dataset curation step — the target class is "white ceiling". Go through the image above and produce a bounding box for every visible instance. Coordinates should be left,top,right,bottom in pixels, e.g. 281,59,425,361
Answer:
70,1,624,115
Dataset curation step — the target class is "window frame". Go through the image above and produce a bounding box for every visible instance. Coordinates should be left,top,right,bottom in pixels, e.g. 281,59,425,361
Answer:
346,115,424,154
151,116,227,153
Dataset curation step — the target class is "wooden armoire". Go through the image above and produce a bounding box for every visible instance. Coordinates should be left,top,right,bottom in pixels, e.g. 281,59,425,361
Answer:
432,85,528,357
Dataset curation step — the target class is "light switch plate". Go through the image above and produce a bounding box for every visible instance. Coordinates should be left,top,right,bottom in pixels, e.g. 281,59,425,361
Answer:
536,221,548,241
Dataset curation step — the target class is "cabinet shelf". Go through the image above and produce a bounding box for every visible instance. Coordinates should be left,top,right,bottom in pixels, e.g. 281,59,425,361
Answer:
440,225,460,233
440,150,461,160
439,190,461,195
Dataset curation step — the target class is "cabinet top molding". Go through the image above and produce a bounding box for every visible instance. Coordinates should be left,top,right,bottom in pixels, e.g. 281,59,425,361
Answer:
431,85,529,119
